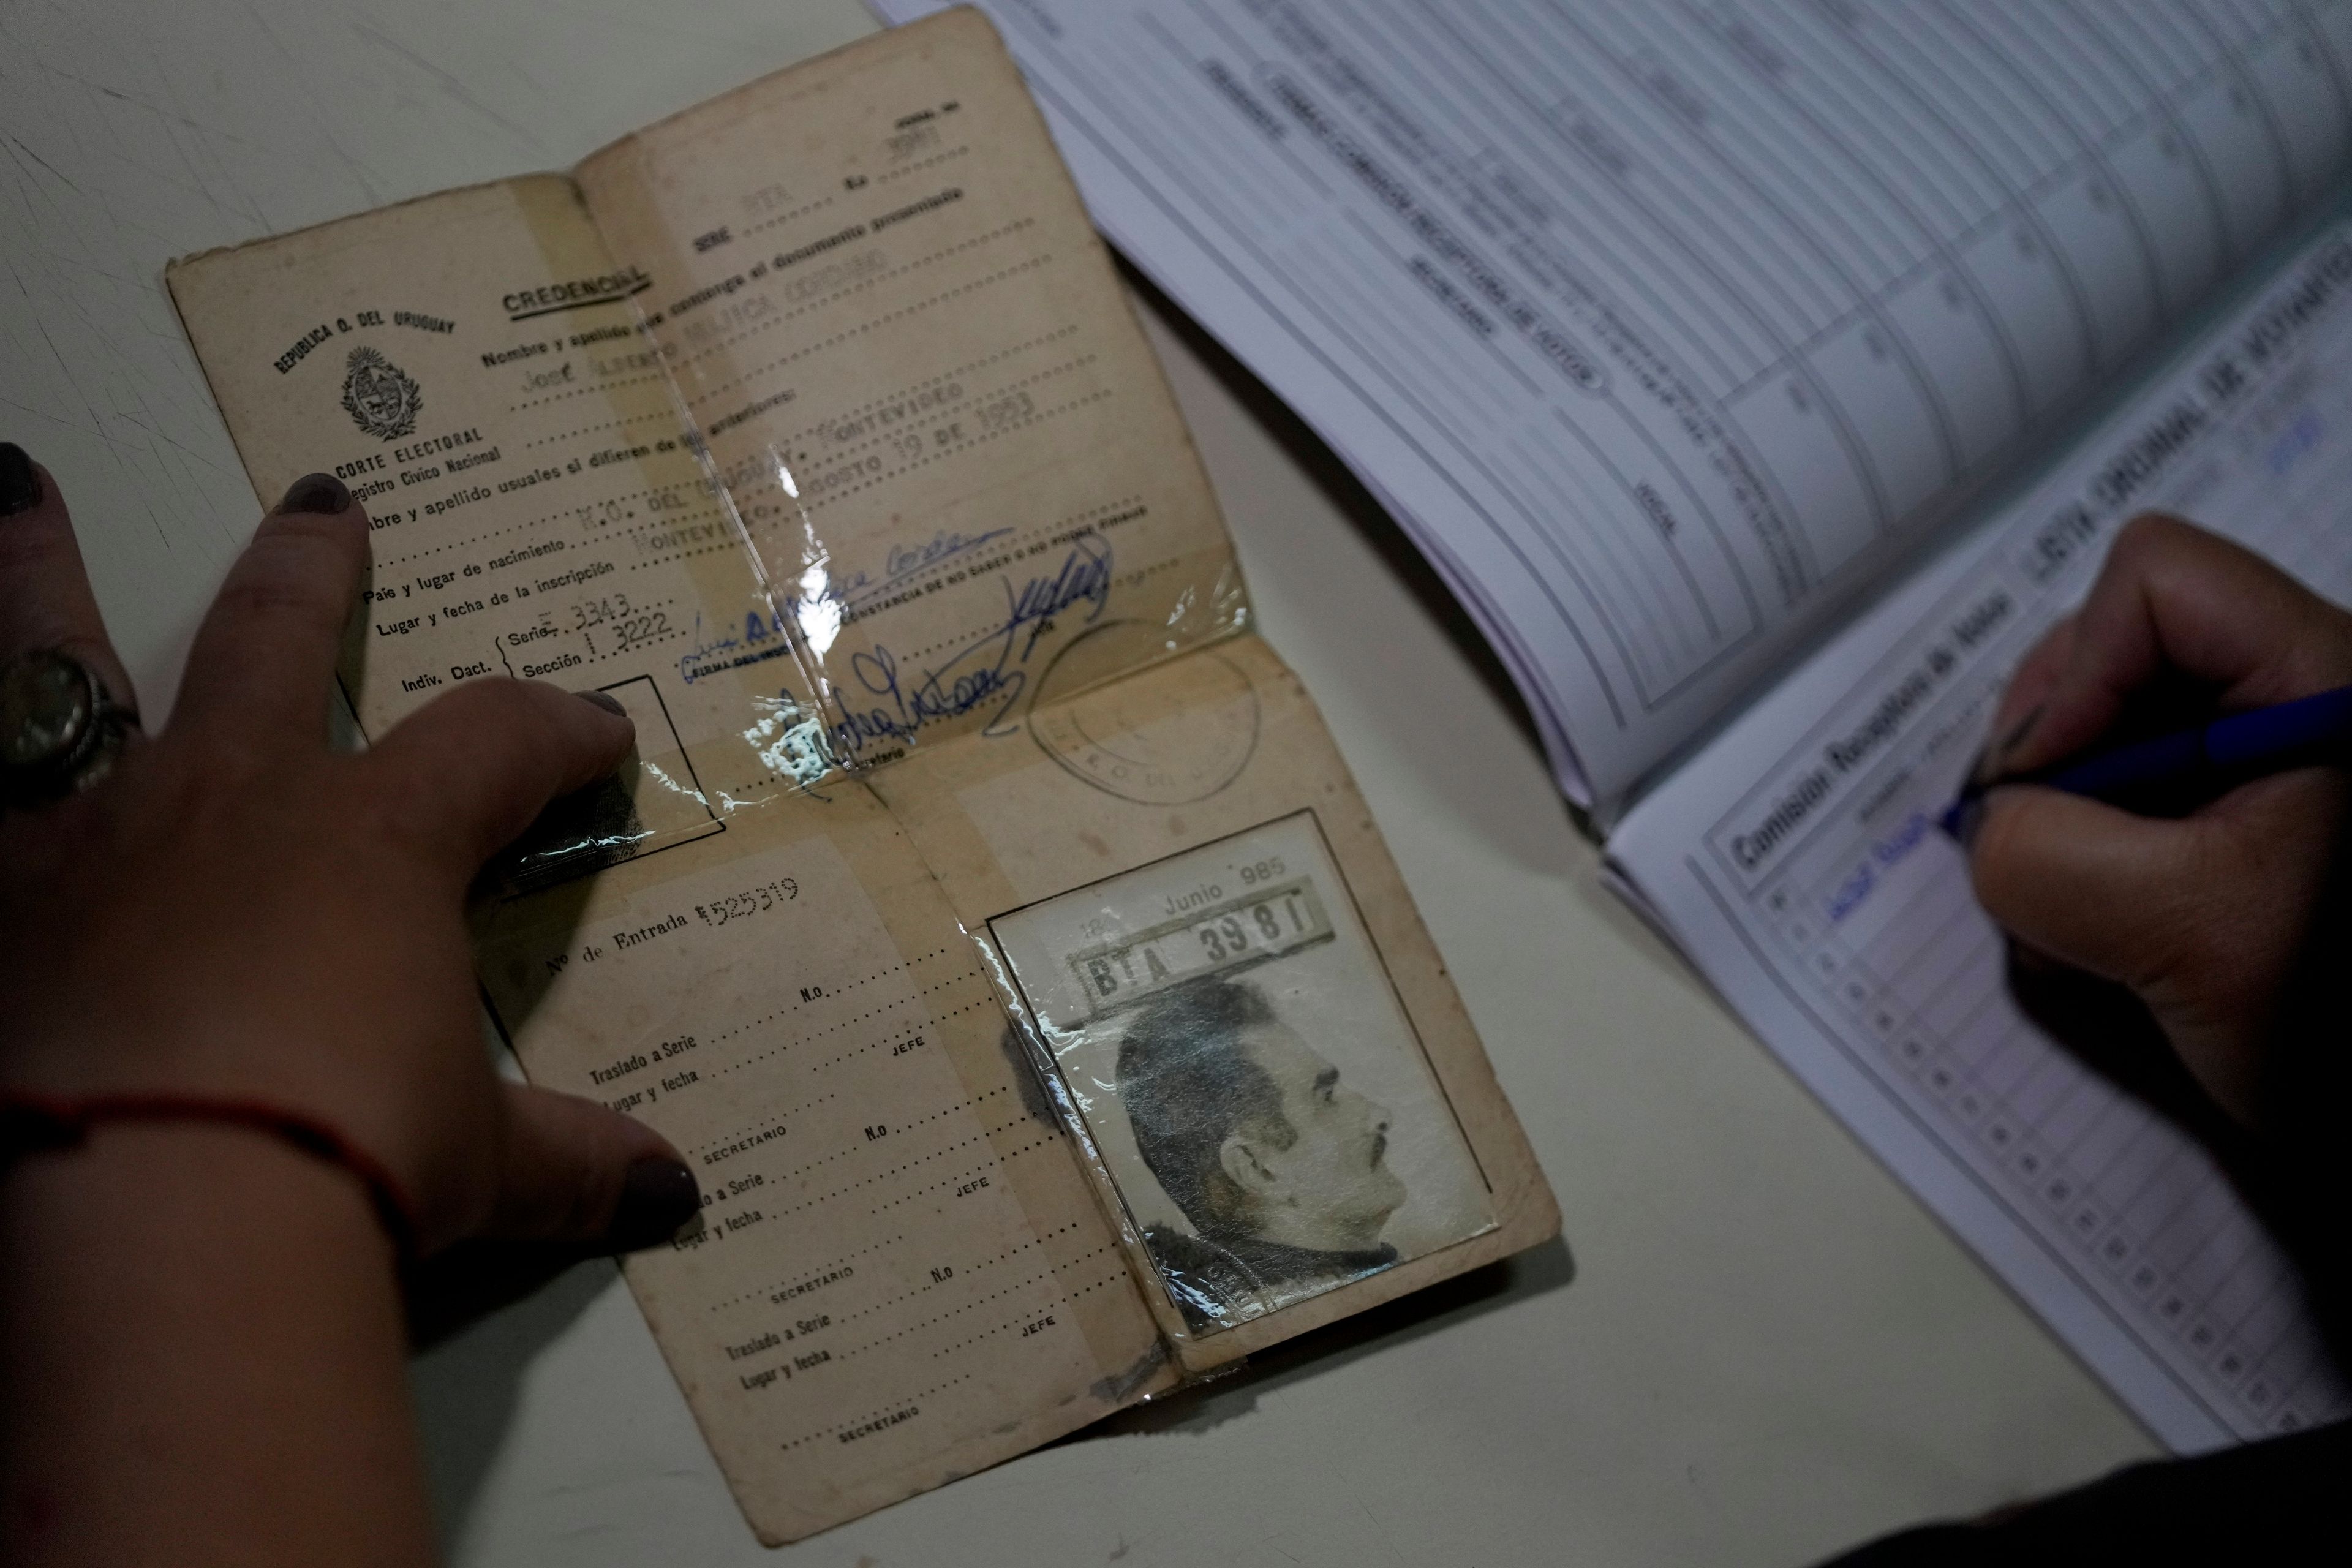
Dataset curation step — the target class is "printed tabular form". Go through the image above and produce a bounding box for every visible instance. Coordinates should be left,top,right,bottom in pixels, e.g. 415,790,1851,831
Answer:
1614,229,2352,1449
473,790,1166,1536
875,0,2352,809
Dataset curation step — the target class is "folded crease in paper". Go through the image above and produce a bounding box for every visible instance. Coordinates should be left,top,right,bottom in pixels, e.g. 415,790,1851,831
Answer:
165,10,1558,1544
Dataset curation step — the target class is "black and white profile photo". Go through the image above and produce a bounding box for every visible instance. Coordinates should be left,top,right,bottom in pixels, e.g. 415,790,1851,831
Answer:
1116,974,1409,1329
987,811,1494,1333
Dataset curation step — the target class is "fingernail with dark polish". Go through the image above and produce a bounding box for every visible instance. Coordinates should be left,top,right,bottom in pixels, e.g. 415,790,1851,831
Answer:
606,1156,699,1251
277,472,352,515
576,689,628,718
0,444,40,518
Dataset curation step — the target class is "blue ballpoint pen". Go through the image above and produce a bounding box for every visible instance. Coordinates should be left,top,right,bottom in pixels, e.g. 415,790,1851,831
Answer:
1940,682,2352,839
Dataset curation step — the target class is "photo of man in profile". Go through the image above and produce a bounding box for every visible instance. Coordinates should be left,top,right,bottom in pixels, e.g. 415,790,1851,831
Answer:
1115,974,1409,1330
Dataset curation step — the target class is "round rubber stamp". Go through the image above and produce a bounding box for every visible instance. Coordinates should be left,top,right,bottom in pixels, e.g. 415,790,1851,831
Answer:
1028,622,1259,805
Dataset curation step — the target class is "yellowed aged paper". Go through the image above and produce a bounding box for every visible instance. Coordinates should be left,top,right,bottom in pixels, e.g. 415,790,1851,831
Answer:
573,6,1245,767
473,788,1170,1542
166,172,786,848
165,154,1178,1541
164,8,1557,1545
871,634,1559,1371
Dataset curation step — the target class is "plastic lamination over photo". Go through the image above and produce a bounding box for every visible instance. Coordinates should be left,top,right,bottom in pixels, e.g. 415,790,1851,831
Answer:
989,811,1496,1333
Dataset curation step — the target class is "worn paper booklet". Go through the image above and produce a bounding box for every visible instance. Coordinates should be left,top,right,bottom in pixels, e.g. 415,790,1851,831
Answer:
876,1,2352,1449
163,10,1556,1546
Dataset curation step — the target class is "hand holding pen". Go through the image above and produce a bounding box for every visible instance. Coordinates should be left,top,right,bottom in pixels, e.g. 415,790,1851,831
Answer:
1956,516,2352,1132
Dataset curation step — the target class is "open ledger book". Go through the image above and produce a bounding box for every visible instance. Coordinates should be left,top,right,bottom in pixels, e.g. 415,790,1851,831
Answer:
164,12,1556,1545
875,3,2352,1447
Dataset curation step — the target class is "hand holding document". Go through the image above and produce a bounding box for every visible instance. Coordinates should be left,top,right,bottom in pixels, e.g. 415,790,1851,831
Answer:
165,13,1556,1543
157,0,2352,1526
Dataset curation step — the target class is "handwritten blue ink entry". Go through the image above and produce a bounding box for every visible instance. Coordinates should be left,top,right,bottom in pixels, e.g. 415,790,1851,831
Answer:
675,530,1118,782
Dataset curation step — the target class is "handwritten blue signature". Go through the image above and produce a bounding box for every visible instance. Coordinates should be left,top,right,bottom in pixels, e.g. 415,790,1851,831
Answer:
676,526,1017,687
1826,809,1933,924
874,527,1012,600
677,532,1116,775
813,525,1018,617
824,533,1114,760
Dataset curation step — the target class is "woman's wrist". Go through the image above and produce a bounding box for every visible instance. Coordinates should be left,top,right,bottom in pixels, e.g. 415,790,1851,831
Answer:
1,1119,435,1567
1,1088,424,1257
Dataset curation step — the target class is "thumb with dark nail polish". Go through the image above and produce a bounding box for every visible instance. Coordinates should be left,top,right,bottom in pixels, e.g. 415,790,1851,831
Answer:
605,1156,701,1252
277,472,352,516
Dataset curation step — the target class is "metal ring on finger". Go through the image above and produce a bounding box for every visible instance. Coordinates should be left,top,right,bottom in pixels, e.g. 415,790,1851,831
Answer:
0,648,139,807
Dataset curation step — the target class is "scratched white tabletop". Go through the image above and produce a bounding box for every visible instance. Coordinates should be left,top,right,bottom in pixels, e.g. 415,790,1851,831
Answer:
0,2,2155,1562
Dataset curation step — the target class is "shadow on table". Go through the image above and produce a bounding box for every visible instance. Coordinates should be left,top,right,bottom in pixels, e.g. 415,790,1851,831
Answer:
1062,1233,1575,1443
408,1255,614,1537
2009,948,2352,1380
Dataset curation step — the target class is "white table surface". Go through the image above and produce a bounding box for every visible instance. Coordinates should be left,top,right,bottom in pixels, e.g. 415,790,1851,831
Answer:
0,2,2158,1562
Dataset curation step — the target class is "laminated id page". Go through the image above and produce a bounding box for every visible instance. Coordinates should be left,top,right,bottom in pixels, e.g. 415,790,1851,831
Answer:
870,633,1551,1372
165,10,1557,1543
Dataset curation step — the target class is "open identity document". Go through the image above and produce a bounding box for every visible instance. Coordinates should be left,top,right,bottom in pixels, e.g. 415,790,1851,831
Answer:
871,2,2352,1446
164,12,1556,1545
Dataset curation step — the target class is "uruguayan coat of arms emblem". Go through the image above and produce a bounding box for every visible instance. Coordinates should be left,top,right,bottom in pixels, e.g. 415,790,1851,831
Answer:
340,345,422,440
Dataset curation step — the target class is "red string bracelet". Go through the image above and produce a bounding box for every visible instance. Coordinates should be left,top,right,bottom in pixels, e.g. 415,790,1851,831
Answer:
0,1090,421,1261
